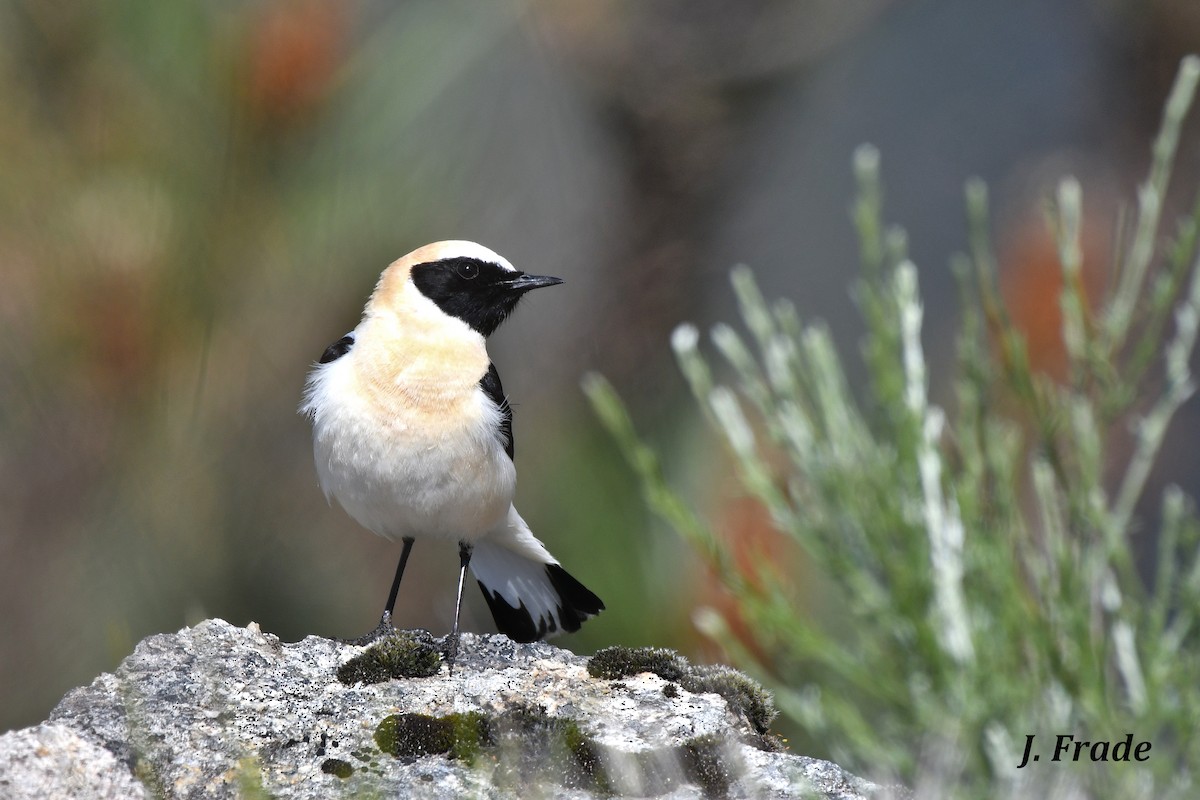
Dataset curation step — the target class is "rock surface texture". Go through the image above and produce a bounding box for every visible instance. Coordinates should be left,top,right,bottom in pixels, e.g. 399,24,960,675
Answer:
0,619,899,799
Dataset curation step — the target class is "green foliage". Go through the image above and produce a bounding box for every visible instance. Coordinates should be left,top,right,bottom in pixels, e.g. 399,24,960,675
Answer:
586,56,1200,797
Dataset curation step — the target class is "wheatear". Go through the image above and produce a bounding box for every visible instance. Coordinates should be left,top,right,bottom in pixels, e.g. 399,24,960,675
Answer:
301,241,603,668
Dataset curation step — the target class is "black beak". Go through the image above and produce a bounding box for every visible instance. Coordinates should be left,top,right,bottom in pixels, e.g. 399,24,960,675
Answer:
506,272,564,292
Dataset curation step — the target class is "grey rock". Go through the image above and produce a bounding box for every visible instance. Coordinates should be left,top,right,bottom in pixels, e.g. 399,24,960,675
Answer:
0,723,149,800
0,618,898,799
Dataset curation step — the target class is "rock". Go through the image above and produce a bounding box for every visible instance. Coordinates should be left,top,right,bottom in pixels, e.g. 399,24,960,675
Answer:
0,724,149,800
0,619,900,799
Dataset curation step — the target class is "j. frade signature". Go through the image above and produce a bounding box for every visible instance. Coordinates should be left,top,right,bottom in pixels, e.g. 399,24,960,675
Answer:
1017,734,1151,769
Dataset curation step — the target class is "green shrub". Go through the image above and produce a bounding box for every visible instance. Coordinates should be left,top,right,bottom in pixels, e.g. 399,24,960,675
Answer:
585,56,1200,798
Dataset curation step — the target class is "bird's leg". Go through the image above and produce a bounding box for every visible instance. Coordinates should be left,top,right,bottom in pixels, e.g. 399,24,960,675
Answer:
342,536,415,646
446,541,473,676
384,536,416,621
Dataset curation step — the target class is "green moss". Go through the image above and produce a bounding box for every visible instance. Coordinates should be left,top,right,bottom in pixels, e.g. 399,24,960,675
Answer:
557,716,610,794
320,758,354,778
587,646,689,681
373,711,493,763
337,631,441,684
743,732,785,753
680,664,777,735
490,706,612,793
367,703,772,795
373,706,614,792
589,647,777,736
680,733,733,797
443,712,492,764
374,713,455,758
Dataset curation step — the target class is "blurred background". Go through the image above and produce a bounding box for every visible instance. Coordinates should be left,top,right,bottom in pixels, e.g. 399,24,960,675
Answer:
2,0,1199,740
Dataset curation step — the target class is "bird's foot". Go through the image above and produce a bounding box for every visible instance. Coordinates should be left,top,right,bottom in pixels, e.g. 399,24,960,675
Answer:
442,631,461,677
338,611,398,646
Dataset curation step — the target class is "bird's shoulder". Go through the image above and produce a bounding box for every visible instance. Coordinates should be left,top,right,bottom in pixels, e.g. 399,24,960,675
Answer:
479,362,514,460
319,333,355,364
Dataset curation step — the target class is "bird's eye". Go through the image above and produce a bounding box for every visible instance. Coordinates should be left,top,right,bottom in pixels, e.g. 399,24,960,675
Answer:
455,261,480,280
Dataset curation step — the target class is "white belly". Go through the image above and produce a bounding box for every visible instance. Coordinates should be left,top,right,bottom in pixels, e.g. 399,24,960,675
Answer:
306,362,515,542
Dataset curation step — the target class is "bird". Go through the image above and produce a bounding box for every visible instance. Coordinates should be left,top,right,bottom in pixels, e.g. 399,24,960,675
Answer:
300,240,604,670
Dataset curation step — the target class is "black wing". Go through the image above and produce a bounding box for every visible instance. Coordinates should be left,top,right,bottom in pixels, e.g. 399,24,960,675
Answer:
319,333,355,364
479,362,514,460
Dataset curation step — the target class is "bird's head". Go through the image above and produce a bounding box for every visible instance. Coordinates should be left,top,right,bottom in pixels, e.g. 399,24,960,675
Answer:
368,240,562,338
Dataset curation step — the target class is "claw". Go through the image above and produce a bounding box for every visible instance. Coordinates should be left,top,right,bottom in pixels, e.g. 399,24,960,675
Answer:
338,611,397,646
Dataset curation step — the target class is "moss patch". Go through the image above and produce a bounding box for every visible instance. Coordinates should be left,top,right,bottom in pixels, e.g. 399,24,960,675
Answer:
681,733,734,796
371,704,767,795
680,664,777,735
444,712,491,763
320,758,354,778
490,706,609,793
376,713,455,759
588,647,778,737
588,646,689,682
337,631,440,684
374,706,608,791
